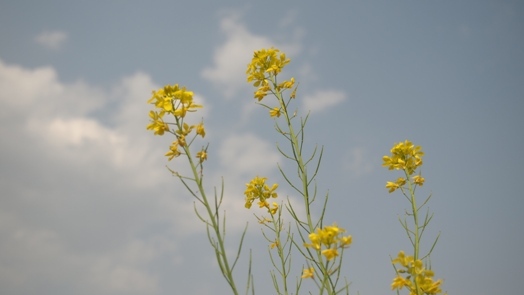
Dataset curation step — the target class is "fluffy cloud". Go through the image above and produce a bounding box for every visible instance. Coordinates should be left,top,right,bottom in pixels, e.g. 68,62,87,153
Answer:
201,12,302,99
0,12,330,295
0,59,210,294
343,147,374,177
218,133,280,177
302,89,347,114
0,51,288,294
35,30,68,50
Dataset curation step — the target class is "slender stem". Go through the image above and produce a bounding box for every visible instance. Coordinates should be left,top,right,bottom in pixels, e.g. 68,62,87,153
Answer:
405,171,419,260
274,89,312,229
270,76,334,295
405,170,421,295
271,213,289,295
176,117,240,295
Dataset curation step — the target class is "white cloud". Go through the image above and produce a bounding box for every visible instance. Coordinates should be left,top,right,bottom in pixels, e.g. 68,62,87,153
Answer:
0,60,62,108
201,12,302,99
0,215,166,295
36,117,132,170
218,133,280,177
88,239,171,294
0,59,208,295
0,12,317,295
278,10,299,28
35,30,68,50
200,133,283,230
0,59,104,121
343,147,373,177
297,63,317,82
302,89,347,114
0,56,289,295
92,265,158,293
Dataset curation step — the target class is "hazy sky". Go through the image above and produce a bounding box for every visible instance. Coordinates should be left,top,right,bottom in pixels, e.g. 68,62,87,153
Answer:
1,1,523,295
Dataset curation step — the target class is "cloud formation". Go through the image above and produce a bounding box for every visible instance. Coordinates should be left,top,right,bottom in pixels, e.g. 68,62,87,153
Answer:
35,30,68,50
0,50,287,294
201,12,302,100
0,59,198,294
343,147,374,177
302,89,347,114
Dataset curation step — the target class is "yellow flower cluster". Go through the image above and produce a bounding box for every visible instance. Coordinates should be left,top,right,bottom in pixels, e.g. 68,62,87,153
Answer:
383,140,425,193
162,121,206,161
147,84,202,120
146,110,169,136
147,84,206,161
304,223,352,261
244,176,279,214
391,251,444,294
301,267,315,279
382,140,424,175
246,48,295,102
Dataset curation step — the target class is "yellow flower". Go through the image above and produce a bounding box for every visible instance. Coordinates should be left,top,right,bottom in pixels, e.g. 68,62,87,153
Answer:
382,140,424,175
177,134,186,147
196,150,207,163
277,77,295,90
266,183,278,199
258,200,269,209
269,202,279,215
244,176,279,209
246,48,290,80
413,175,425,186
301,267,315,279
340,235,352,247
386,177,406,193
320,224,342,246
246,48,291,100
147,88,167,107
386,181,400,193
173,100,202,118
146,111,169,135
147,84,203,119
254,84,270,101
269,107,281,118
254,90,268,101
396,177,406,186
165,141,181,161
391,274,412,290
290,87,297,99
391,251,445,294
176,123,193,137
305,232,321,250
270,240,279,249
195,122,206,138
304,223,351,256
420,278,443,294
321,248,339,260
392,251,413,268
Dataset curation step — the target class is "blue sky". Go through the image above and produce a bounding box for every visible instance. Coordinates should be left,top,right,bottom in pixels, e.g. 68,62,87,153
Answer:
1,1,523,294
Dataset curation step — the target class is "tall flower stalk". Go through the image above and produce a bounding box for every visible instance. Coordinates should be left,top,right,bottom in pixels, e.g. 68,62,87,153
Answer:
245,48,352,295
146,48,446,295
147,85,246,295
383,140,446,295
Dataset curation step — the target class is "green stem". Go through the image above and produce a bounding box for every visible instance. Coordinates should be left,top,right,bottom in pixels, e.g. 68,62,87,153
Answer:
405,170,421,295
176,118,240,295
271,213,289,295
270,76,334,295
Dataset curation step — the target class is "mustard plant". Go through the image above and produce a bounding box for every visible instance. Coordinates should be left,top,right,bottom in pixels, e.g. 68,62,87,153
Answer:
147,49,447,295
245,48,352,295
146,85,247,295
383,140,446,294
